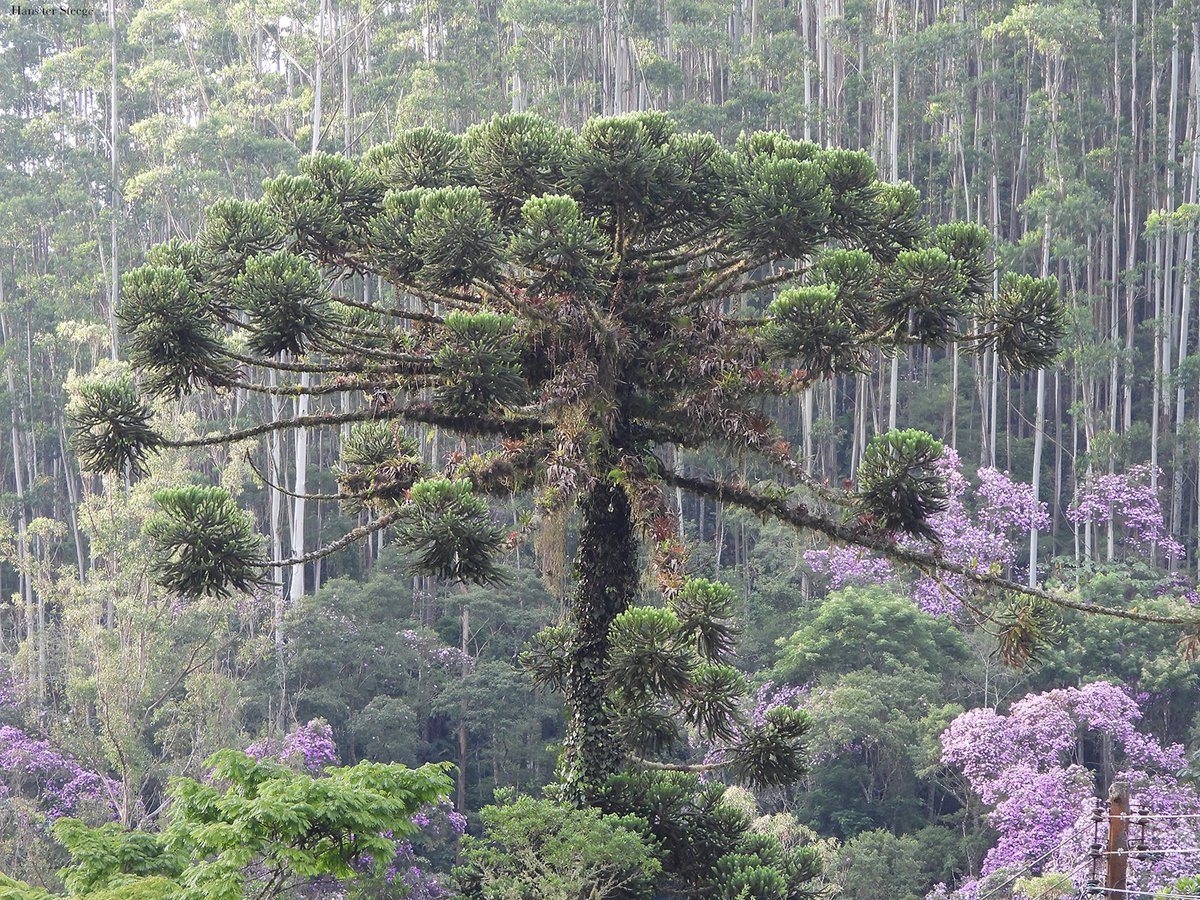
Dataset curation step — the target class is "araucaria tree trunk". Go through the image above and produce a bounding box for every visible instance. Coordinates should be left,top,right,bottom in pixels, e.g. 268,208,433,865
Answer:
560,478,639,801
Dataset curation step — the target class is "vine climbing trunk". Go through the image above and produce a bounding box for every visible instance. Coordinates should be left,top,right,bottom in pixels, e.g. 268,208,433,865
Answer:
560,478,639,803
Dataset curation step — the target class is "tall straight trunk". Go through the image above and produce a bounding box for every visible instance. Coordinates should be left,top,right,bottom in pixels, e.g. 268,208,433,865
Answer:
107,0,119,361
560,479,638,802
1,304,34,702
1029,368,1046,587
291,0,327,605
270,366,287,731
458,602,470,813
1029,222,1051,587
887,4,900,429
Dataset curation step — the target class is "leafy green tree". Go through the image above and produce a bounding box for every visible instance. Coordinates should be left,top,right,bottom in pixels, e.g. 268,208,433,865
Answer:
2,751,452,900
800,668,958,836
454,790,662,899
71,111,1068,801
833,829,927,900
773,586,972,685
594,771,824,898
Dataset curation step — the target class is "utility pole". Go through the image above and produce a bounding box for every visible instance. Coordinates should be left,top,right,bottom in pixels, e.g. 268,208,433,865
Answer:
1105,781,1130,898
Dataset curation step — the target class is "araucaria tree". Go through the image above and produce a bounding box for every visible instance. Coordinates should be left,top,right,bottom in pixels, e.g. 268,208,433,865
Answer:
72,112,1068,800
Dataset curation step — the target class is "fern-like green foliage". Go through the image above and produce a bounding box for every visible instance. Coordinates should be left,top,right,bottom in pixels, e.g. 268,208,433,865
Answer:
195,199,280,297
821,148,881,241
363,126,471,190
931,221,994,300
463,113,573,221
684,663,745,741
394,478,506,583
608,607,694,701
668,577,740,662
854,429,949,539
867,181,927,261
811,248,879,327
68,379,164,477
764,287,865,377
877,247,966,344
732,157,831,259
728,707,813,788
368,188,425,278
145,487,267,598
118,266,234,397
411,187,504,288
511,194,602,295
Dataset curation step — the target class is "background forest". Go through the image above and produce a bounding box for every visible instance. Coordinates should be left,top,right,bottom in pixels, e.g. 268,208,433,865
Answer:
2,0,1200,898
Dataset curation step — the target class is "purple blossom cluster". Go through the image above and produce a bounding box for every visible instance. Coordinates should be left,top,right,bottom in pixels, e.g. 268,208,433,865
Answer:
803,545,894,590
401,629,474,671
409,798,468,837
1068,465,1185,560
0,725,112,819
935,682,1200,898
351,802,465,898
246,719,338,774
806,450,1048,617
752,680,811,726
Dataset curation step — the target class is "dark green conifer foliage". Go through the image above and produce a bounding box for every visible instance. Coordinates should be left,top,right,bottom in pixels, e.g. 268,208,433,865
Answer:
68,379,165,478
145,487,267,598
75,112,1066,800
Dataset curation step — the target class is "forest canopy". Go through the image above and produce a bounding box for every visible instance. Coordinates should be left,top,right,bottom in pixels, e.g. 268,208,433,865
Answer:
3,0,1200,898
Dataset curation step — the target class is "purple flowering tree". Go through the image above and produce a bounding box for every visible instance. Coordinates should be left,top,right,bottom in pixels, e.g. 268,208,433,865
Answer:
806,449,1049,617
0,725,113,820
935,681,1200,898
1068,465,1185,563
247,719,338,774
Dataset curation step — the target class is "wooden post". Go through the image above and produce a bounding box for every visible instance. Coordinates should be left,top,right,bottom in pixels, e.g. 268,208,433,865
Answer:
1106,780,1130,898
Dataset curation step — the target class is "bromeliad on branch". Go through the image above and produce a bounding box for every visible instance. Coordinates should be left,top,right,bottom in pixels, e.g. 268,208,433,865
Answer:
71,111,1115,799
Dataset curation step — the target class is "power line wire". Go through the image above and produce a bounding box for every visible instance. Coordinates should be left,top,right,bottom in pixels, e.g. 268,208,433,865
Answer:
1014,858,1093,900
974,825,1092,900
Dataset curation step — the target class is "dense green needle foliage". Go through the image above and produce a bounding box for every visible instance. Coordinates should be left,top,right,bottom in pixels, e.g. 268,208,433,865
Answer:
75,110,1065,799
854,430,949,539
145,487,267,598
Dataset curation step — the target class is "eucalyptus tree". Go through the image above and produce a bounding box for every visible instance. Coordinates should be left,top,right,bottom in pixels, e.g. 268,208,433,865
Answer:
71,111,1076,800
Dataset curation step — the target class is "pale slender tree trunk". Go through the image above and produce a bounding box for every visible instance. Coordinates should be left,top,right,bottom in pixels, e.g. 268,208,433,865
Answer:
108,0,120,361
1,303,35,703
270,366,287,731
1029,221,1051,587
290,0,327,606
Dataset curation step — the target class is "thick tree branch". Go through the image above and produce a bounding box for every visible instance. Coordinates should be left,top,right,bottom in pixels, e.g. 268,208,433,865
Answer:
268,509,403,568
664,471,1200,627
168,403,552,447
331,292,445,325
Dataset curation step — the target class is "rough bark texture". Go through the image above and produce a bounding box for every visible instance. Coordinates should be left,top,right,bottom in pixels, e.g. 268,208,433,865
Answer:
559,478,639,802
